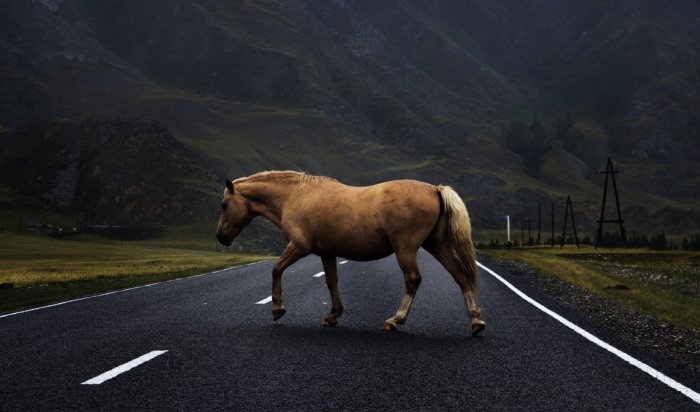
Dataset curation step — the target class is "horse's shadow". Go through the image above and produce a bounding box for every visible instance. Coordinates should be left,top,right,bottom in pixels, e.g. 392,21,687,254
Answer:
254,322,483,348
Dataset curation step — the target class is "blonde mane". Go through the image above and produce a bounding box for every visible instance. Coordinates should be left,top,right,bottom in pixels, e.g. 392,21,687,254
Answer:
234,170,336,191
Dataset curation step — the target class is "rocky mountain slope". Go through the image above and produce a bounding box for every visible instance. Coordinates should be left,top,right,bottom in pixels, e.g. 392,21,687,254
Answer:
0,116,219,225
1,0,699,234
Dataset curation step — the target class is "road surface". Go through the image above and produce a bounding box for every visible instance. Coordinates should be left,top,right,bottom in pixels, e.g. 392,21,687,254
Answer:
2,251,698,410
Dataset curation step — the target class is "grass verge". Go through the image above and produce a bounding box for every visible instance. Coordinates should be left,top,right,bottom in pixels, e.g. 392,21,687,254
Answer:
481,246,700,332
0,232,274,313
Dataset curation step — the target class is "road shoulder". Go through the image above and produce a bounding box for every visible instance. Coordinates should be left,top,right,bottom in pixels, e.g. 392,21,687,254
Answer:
477,253,700,379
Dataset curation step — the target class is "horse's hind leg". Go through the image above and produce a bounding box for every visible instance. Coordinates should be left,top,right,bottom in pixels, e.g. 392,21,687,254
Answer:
384,249,422,331
320,255,344,327
425,243,485,336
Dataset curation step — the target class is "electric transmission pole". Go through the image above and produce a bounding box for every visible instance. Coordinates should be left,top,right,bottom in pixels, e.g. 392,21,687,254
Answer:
596,157,626,247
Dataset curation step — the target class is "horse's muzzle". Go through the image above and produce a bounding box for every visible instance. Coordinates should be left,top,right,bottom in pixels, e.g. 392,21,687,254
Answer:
216,232,233,246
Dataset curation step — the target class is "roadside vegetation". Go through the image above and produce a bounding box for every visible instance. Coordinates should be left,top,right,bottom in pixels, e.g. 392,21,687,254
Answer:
0,231,273,313
481,246,700,333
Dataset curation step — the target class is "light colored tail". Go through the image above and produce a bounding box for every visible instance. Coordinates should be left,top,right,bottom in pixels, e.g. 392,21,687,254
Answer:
438,186,478,291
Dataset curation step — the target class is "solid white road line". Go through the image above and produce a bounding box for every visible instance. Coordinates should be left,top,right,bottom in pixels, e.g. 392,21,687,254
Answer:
476,261,700,405
81,350,168,385
256,296,273,305
313,271,326,278
0,284,157,319
339,260,348,265
0,262,265,319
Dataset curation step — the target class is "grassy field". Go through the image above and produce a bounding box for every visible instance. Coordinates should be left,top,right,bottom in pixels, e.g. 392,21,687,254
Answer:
0,231,274,313
482,246,700,333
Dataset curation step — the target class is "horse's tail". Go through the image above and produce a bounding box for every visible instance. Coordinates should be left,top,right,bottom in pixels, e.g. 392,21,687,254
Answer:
438,185,477,291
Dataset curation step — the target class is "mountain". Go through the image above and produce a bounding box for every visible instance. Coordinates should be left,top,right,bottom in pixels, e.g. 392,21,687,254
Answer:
0,116,219,225
1,0,699,236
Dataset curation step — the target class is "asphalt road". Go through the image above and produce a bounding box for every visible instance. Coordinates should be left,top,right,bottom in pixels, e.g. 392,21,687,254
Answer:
2,251,698,410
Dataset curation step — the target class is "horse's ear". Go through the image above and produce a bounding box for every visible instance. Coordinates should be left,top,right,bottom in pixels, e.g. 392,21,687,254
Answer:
226,179,234,193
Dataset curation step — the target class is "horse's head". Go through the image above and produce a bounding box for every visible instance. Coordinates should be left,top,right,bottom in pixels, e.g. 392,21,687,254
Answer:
215,179,252,246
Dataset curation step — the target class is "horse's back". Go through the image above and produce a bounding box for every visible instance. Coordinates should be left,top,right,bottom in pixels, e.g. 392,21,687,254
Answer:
361,179,438,214
287,179,441,259
314,179,440,224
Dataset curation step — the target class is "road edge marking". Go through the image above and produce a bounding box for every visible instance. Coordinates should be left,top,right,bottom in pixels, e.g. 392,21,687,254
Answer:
0,261,266,319
81,350,168,385
476,260,700,405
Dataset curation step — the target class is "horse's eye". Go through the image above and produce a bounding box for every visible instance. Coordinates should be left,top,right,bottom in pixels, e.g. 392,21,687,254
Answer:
221,202,227,210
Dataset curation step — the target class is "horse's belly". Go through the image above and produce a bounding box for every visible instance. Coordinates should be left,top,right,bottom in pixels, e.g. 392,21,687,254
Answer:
313,235,393,261
338,246,394,262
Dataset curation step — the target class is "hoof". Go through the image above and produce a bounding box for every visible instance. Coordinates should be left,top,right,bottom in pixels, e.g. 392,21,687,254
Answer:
382,321,397,331
272,307,286,321
321,317,337,327
471,320,485,336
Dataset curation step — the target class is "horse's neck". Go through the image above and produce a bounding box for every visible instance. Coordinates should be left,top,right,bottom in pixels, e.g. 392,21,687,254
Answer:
237,178,299,227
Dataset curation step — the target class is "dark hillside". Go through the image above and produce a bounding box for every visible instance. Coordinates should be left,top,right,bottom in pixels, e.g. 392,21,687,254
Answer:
0,116,219,225
1,0,699,235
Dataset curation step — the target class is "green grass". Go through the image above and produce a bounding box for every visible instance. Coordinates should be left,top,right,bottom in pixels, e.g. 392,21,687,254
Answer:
482,247,700,333
0,231,274,313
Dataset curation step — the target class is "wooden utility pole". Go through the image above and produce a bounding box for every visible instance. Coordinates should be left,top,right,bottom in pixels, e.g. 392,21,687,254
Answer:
596,157,626,246
537,202,541,245
551,201,555,247
561,195,580,248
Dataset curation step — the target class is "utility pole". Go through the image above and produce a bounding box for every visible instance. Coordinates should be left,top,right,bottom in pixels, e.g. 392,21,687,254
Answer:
596,157,626,247
551,201,555,247
537,202,541,245
561,195,580,248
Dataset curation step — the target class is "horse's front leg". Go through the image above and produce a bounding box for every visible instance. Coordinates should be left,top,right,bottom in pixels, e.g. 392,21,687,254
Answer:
271,242,306,321
320,255,344,327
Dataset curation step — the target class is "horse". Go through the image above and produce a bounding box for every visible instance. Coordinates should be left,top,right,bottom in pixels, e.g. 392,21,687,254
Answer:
215,170,485,336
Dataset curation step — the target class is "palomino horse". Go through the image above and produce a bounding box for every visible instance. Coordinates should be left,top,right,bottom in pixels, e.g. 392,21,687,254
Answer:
215,171,485,336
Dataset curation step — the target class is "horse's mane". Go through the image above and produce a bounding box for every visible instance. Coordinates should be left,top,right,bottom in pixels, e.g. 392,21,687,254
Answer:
234,170,336,190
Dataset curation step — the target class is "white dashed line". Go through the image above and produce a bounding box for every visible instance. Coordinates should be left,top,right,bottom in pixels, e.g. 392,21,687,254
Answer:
339,260,348,265
477,261,700,405
256,296,272,305
313,271,325,278
81,350,168,385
